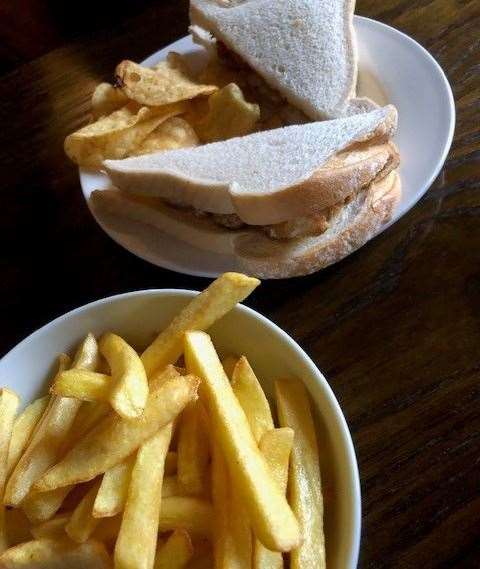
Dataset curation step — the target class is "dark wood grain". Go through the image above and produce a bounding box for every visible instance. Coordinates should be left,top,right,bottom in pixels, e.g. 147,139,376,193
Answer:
0,1,479,567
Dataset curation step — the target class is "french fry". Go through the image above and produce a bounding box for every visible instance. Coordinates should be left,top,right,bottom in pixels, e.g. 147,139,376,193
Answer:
51,370,111,402
164,451,178,475
93,456,134,518
114,422,173,569
7,396,49,478
177,403,209,496
141,272,260,376
157,497,213,538
231,356,274,444
221,355,238,380
275,380,325,569
184,331,300,552
30,513,70,540
99,332,149,419
23,403,111,524
34,367,199,492
22,487,72,524
66,402,111,449
71,333,100,370
0,538,111,569
162,476,183,498
154,529,193,569
6,335,98,506
254,427,294,569
65,480,102,543
0,389,20,552
211,442,252,568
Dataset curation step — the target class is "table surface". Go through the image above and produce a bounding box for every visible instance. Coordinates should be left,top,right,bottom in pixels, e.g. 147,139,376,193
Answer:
1,1,479,567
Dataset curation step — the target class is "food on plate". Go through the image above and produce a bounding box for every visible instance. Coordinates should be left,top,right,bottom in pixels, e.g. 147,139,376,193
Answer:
211,440,252,567
276,379,326,568
1,273,326,567
96,105,400,277
184,330,300,552
190,0,373,119
153,529,194,569
34,367,199,491
65,480,102,543
115,59,217,107
140,271,259,376
114,423,172,569
5,349,79,506
62,0,401,276
65,102,188,168
0,389,20,552
93,457,135,518
99,332,149,419
0,538,111,569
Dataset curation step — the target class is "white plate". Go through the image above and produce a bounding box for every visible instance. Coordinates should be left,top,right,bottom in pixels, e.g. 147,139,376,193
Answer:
0,290,361,568
80,16,455,278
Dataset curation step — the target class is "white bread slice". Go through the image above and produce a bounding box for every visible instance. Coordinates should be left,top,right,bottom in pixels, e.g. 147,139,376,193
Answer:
235,170,401,278
105,105,397,225
90,189,246,256
90,170,400,279
190,0,358,119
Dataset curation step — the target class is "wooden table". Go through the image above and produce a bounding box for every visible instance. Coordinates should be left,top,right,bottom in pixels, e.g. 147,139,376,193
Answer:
1,1,479,567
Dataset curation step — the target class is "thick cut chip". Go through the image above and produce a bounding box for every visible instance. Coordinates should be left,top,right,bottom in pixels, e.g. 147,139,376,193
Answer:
231,356,274,444
7,396,49,478
211,442,251,568
0,538,111,569
30,514,70,540
114,423,173,569
141,272,260,377
91,82,129,120
34,367,198,491
22,487,72,524
99,333,149,419
177,403,209,496
64,102,185,168
131,117,199,156
157,497,213,537
52,370,111,402
254,427,294,569
115,59,217,107
93,457,134,518
0,389,20,552
193,83,260,143
4,355,73,507
154,529,193,569
184,331,299,552
275,380,325,569
65,480,102,543
161,476,183,498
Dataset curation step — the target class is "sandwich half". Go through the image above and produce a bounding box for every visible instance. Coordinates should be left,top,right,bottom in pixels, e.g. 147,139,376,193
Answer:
190,0,374,119
96,105,400,278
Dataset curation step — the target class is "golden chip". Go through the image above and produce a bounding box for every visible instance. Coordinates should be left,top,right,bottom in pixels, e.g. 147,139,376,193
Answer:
115,59,217,107
91,83,129,120
198,59,239,89
131,117,199,156
193,83,260,143
64,102,185,168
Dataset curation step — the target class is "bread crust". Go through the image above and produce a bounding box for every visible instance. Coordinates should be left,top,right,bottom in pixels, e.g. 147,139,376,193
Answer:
234,171,401,278
232,141,399,224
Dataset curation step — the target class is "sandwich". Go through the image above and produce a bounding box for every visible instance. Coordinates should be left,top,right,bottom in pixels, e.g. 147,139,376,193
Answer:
93,105,400,278
189,0,376,120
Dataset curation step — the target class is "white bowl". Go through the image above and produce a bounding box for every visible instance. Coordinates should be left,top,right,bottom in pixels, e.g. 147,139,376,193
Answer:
0,290,361,568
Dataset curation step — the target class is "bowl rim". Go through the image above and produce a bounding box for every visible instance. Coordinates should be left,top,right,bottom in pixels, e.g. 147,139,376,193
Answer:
0,288,361,567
